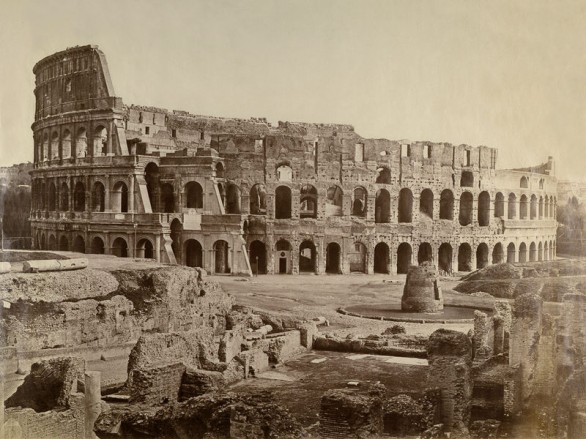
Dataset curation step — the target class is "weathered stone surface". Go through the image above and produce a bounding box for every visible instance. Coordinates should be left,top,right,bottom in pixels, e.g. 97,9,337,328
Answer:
401,262,443,313
383,394,425,436
128,362,186,405
180,368,226,399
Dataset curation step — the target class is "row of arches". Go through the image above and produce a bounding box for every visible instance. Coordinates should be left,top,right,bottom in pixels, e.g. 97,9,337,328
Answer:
37,125,109,161
35,233,155,259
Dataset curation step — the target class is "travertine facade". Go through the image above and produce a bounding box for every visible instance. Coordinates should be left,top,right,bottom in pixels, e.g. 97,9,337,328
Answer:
30,45,558,275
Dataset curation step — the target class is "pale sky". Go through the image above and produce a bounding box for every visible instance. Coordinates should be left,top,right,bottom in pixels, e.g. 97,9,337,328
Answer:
1,0,585,179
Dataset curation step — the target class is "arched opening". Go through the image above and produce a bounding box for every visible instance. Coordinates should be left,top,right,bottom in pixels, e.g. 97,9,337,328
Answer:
93,125,107,156
550,240,555,259
349,242,367,273
326,185,343,217
508,193,517,219
42,133,49,161
40,181,46,210
520,195,528,220
214,240,230,274
48,234,57,250
374,242,390,274
476,243,489,269
459,192,473,226
92,182,105,212
144,162,159,212
376,167,391,184
539,196,544,219
62,130,71,159
76,127,87,158
185,239,203,268
275,186,292,219
160,183,175,213
438,243,453,273
225,184,241,214
60,182,69,211
185,181,203,209
492,243,504,264
494,192,505,217
544,196,549,218
478,191,490,226
73,236,85,254
91,237,105,254
440,190,454,220
538,242,543,261
250,184,267,215
398,188,413,223
215,162,225,178
275,239,291,274
520,176,528,188
419,189,434,219
300,184,318,219
74,182,85,212
417,242,433,264
507,243,516,263
544,242,549,261
112,237,128,258
276,164,292,182
249,240,267,274
529,242,537,262
530,195,537,220
352,187,367,218
59,235,68,251
326,242,341,274
299,240,317,273
397,243,412,274
112,181,129,213
48,182,56,211
137,239,154,259
519,243,527,263
460,171,473,187
170,219,183,262
375,189,391,223
40,233,46,250
458,243,472,272
51,131,59,160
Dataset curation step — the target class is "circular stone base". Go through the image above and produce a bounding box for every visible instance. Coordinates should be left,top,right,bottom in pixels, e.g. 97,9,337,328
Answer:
339,303,493,323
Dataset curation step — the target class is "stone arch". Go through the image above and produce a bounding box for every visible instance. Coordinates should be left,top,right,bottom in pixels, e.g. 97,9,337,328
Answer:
48,181,57,211
478,191,490,226
299,240,316,273
112,181,129,213
136,238,154,259
418,242,433,264
276,163,292,182
62,129,72,159
144,162,160,211
519,242,527,263
375,189,391,223
544,195,549,218
214,240,230,274
249,240,267,274
160,183,175,213
326,242,342,274
275,185,292,219
60,182,69,211
398,188,413,223
326,185,343,217
170,219,183,262
300,184,318,219
492,243,504,264
520,176,528,188
250,183,267,215
42,132,49,161
59,235,68,251
438,243,453,273
440,189,454,220
538,196,544,219
215,162,225,178
459,192,473,226
48,234,57,250
93,125,108,156
419,189,433,219
520,194,528,219
349,241,367,273
374,242,390,274
507,243,516,263
74,181,85,212
376,166,391,184
185,181,203,209
352,186,367,218
112,237,128,258
458,243,472,271
185,239,203,268
92,181,105,212
225,184,241,214
538,242,543,261
494,192,505,217
73,235,85,253
91,236,105,254
476,243,489,269
508,193,517,219
51,131,59,160
397,242,412,274
76,127,87,158
40,233,46,250
529,242,537,262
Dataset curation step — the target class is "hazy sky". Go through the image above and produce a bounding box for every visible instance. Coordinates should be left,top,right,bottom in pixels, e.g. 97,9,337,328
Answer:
1,0,585,179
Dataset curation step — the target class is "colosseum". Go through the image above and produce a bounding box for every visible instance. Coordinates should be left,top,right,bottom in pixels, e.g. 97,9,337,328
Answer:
30,45,558,276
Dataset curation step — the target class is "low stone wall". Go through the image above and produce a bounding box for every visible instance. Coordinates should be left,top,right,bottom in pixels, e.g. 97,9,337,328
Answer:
128,362,186,405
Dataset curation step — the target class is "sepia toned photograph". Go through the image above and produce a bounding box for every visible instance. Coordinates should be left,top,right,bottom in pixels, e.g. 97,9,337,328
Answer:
0,1,585,438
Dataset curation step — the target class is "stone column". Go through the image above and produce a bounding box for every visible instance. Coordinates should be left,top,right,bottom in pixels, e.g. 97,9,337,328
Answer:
84,371,101,439
129,174,135,213
104,175,111,212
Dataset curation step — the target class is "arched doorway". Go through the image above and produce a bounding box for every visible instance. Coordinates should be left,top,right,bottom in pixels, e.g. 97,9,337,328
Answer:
478,192,490,226
374,242,390,274
299,240,316,273
59,235,68,251
112,237,128,258
398,189,413,223
74,182,85,212
326,186,343,217
92,182,105,212
507,243,516,263
326,242,341,274
492,243,504,264
418,242,433,264
137,239,154,259
275,240,291,274
508,194,517,219
519,243,527,262
520,195,528,219
40,233,46,250
60,183,69,211
144,162,159,212
214,240,230,274
73,236,85,254
225,184,241,214
250,184,267,215
275,186,292,219
494,192,505,218
48,234,57,250
185,239,203,268
112,181,129,213
185,181,203,209
91,237,105,254
300,185,318,218
397,243,412,274
249,240,267,274
529,242,537,262
440,190,454,220
376,167,391,183
352,187,367,218
160,183,175,213
476,243,489,269
459,192,473,226
419,189,433,219
538,242,543,261
458,243,472,271
438,243,452,273
375,189,391,223
349,242,367,273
